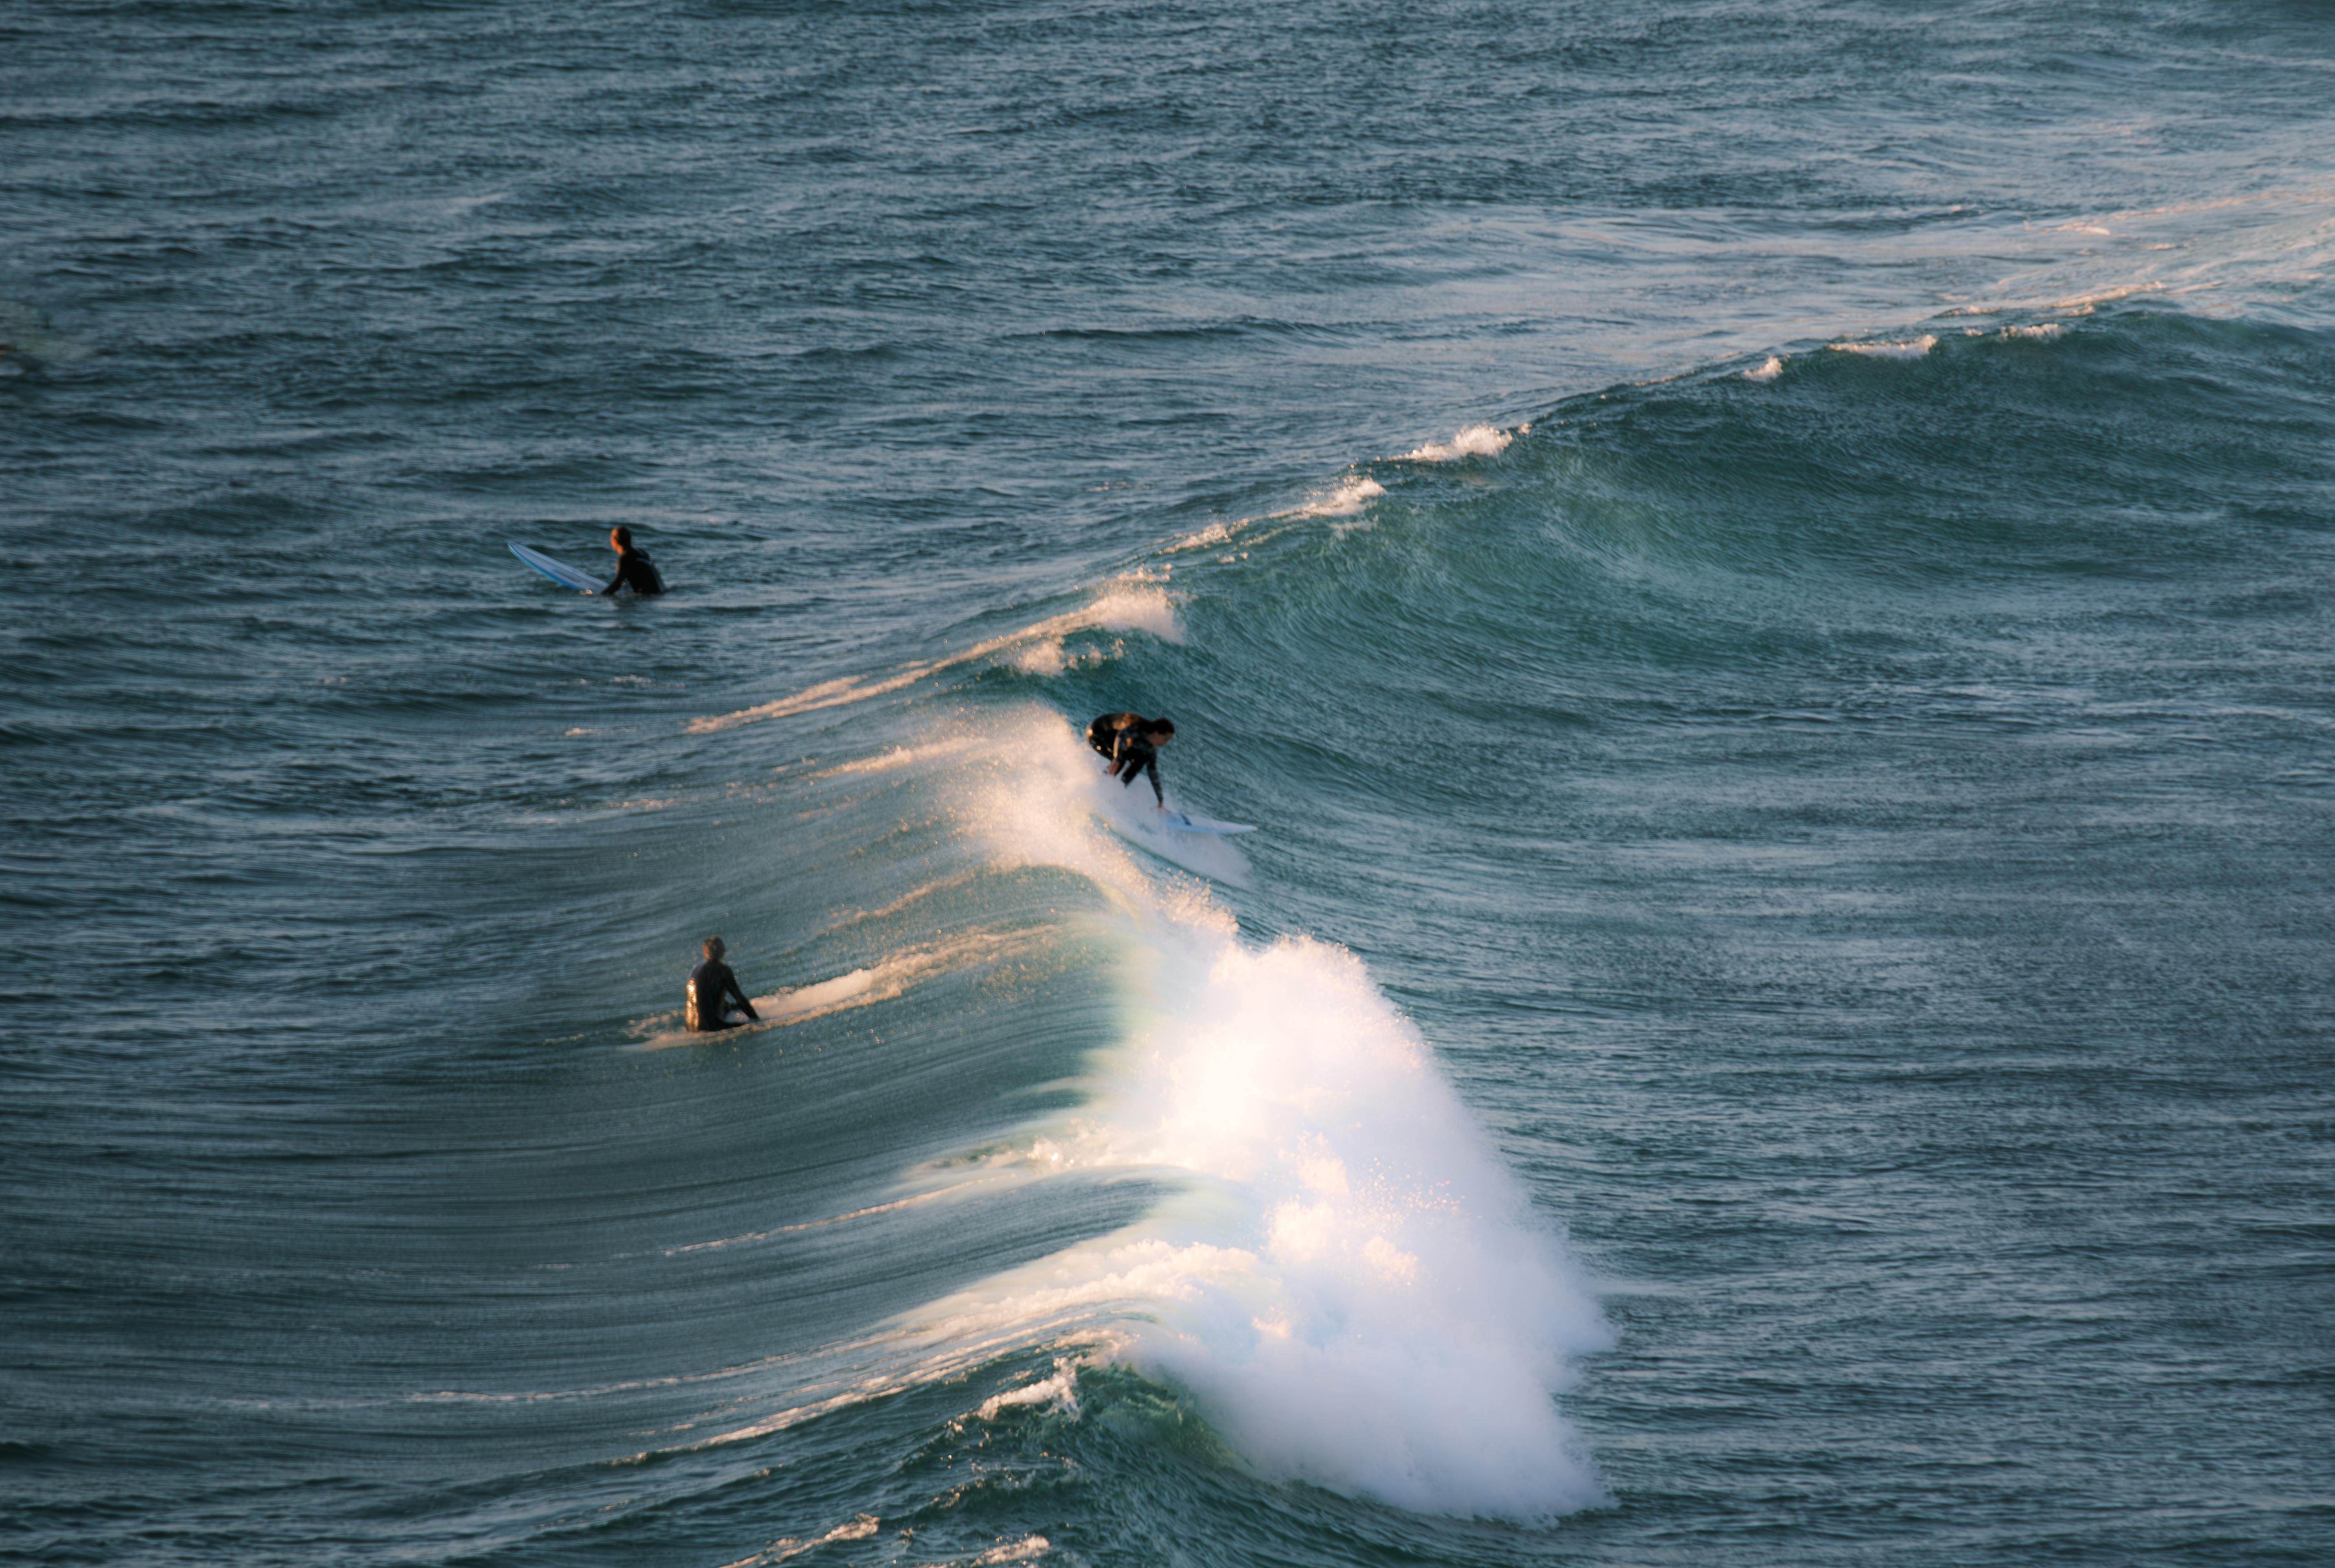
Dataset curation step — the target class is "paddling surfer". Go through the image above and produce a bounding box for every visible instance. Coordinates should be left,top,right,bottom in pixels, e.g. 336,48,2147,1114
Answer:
685,936,759,1031
601,526,666,596
1086,712,1175,806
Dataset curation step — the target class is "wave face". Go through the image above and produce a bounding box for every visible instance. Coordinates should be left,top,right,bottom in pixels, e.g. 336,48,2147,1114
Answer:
7,2,2335,1566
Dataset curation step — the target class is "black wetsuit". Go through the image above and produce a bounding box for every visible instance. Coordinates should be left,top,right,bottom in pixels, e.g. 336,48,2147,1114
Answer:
1087,712,1142,758
686,958,757,1031
604,548,666,597
1087,712,1165,805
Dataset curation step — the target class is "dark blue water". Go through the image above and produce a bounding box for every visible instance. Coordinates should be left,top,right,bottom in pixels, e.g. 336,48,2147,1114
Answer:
6,3,2333,1564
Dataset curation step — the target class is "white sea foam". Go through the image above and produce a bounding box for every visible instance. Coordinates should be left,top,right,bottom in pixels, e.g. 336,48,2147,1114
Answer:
1166,520,1238,553
1402,424,1513,461
1284,475,1386,518
688,583,1184,733
1746,354,1786,382
977,1358,1081,1420
1079,582,1185,647
910,712,1612,1520
2003,321,2066,340
1830,333,1938,360
1012,639,1083,676
1178,477,1387,545
716,1515,881,1568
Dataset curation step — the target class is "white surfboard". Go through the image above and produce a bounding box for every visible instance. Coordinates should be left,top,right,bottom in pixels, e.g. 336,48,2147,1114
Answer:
1161,809,1256,835
509,541,604,593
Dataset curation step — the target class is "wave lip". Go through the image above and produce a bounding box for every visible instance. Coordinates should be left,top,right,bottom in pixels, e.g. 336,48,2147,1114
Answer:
1830,333,1939,360
1403,424,1514,461
687,582,1182,733
1099,930,1613,1520
1274,475,1387,520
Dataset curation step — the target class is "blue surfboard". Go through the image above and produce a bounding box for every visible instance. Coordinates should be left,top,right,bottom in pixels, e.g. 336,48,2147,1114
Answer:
509,541,604,593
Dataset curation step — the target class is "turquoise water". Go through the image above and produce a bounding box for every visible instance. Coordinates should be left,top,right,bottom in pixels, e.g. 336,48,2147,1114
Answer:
5,3,2333,1564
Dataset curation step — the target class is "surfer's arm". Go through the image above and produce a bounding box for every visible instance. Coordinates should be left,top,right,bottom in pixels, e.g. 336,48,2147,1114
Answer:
723,967,758,1020
1109,736,1160,801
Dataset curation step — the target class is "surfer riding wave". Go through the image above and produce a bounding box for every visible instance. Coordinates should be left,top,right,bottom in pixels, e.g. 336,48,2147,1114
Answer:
1087,712,1174,806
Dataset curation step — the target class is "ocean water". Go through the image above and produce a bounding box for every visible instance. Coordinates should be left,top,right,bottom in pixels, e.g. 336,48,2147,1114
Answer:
5,2,2333,1564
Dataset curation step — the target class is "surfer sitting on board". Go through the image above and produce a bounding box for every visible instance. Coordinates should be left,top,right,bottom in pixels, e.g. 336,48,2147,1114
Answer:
1086,712,1175,806
601,526,666,596
685,936,759,1031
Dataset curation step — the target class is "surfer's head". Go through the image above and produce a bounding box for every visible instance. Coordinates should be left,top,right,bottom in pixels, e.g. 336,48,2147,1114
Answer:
611,525,635,553
703,935,725,960
1149,717,1175,744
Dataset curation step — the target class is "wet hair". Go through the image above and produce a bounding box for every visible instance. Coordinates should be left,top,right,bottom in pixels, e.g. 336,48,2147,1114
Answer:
1148,717,1175,736
612,525,635,549
703,935,725,959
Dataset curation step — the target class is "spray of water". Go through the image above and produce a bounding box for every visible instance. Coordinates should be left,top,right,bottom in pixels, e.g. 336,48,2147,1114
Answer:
913,712,1613,1519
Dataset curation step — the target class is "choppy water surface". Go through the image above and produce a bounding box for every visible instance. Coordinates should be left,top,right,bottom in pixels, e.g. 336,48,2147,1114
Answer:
5,3,2333,1565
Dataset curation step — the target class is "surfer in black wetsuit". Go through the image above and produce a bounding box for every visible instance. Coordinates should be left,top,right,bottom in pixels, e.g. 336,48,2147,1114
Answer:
686,936,759,1031
1086,712,1175,806
602,526,666,596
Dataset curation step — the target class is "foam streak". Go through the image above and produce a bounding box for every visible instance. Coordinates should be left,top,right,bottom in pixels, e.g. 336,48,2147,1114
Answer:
689,585,1182,734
